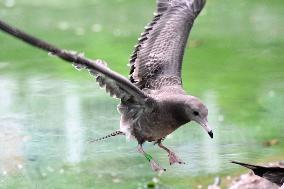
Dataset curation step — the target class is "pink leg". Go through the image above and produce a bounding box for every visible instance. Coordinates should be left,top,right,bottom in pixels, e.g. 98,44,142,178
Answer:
158,142,185,165
137,145,166,172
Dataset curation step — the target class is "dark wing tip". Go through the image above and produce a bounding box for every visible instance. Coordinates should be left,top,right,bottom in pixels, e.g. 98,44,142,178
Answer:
231,161,259,170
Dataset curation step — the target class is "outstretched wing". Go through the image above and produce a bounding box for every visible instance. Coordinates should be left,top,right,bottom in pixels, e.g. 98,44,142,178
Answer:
129,0,206,90
0,19,150,105
73,59,149,104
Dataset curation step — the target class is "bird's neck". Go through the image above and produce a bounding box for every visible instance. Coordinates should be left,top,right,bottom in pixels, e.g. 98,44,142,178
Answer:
170,104,190,126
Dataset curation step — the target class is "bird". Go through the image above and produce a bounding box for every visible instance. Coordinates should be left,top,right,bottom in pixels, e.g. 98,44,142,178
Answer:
231,161,284,188
0,0,211,172
91,0,210,172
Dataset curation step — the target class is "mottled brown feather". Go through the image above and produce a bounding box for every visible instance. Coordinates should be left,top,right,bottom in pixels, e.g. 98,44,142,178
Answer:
129,0,206,90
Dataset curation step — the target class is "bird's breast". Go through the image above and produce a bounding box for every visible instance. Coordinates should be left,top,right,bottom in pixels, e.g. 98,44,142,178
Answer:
135,110,184,141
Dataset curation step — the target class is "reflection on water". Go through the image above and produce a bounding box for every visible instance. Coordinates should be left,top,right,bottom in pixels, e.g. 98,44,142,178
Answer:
201,91,221,173
0,78,25,175
64,94,84,164
0,77,14,112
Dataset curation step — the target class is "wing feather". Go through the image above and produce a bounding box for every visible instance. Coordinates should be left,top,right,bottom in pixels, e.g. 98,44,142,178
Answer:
129,0,206,89
72,58,149,104
0,15,151,105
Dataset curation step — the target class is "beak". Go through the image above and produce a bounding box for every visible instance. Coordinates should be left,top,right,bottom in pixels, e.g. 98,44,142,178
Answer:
208,130,213,139
198,120,213,139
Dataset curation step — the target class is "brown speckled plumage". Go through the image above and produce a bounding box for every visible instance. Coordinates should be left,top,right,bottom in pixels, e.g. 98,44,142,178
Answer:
101,0,211,171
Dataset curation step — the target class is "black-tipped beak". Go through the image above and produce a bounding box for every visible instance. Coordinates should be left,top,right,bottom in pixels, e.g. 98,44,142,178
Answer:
197,120,213,139
208,130,213,138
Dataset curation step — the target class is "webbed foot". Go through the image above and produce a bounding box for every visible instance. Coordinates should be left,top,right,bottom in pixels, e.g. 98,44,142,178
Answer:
156,140,185,165
137,144,166,172
150,159,166,172
168,151,185,165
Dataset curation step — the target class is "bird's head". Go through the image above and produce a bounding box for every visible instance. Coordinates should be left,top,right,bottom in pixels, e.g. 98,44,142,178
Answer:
185,96,213,139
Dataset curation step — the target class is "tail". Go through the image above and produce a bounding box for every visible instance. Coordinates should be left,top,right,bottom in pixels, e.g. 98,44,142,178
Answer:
231,161,260,170
89,130,125,143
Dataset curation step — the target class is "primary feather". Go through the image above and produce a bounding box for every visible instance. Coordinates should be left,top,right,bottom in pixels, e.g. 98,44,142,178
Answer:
129,0,206,90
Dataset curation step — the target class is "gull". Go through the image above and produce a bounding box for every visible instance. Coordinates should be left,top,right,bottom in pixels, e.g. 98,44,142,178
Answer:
0,0,211,172
232,161,284,188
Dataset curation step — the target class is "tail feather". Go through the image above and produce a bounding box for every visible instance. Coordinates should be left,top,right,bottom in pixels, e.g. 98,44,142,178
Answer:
89,130,125,143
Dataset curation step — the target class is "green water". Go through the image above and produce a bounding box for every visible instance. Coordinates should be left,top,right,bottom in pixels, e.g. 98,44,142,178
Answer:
0,0,284,188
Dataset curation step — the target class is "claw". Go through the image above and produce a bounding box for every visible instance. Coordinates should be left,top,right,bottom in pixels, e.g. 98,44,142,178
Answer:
150,159,166,172
168,152,185,165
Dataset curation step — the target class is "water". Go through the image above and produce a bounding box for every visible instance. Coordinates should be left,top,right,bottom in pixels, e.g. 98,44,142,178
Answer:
0,0,284,188
0,74,283,188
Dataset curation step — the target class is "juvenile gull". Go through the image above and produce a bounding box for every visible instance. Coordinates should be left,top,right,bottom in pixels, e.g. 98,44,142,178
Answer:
0,0,211,172
119,0,211,171
94,0,211,171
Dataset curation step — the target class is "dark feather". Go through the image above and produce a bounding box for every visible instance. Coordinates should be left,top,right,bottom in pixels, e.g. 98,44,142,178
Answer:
129,0,206,90
72,59,150,103
232,161,284,186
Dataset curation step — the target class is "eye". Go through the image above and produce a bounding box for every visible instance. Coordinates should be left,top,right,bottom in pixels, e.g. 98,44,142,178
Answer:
193,111,199,116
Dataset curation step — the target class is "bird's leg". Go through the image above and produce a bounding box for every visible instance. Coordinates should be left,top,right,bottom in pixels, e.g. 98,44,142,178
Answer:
137,144,166,172
157,141,185,165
